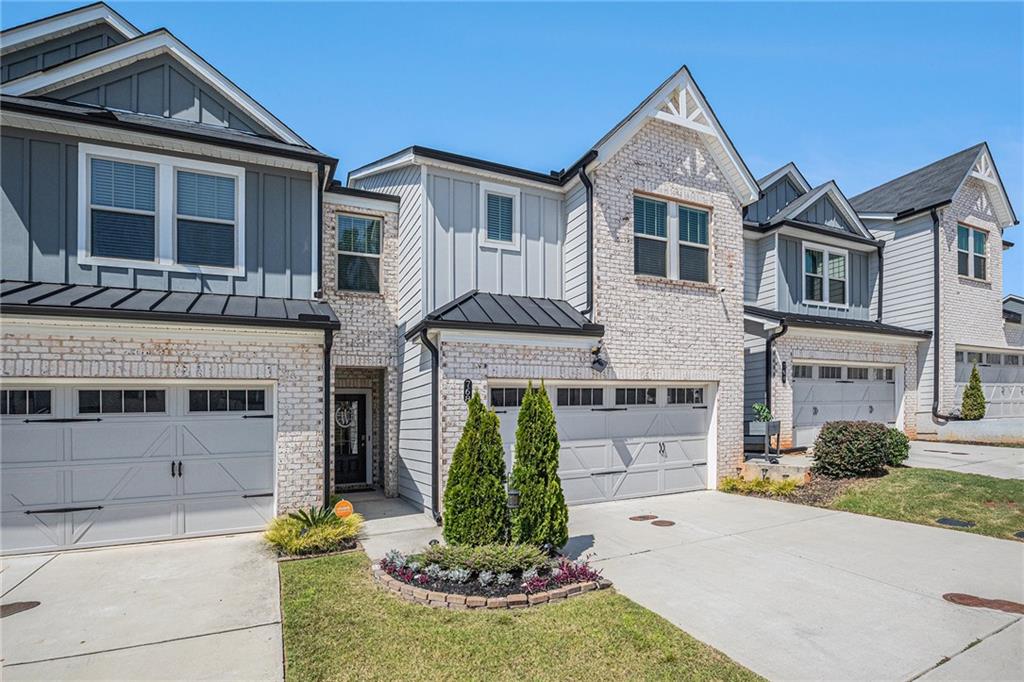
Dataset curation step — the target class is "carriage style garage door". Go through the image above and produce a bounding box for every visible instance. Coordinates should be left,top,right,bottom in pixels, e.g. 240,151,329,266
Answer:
792,364,896,448
494,384,711,506
1,384,275,555
955,350,1024,418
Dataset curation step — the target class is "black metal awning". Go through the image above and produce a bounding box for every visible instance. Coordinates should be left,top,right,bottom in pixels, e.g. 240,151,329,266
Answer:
744,305,931,339
406,290,603,339
1,280,340,330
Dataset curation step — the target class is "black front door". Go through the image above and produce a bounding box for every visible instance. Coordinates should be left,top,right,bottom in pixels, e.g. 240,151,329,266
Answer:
334,394,367,486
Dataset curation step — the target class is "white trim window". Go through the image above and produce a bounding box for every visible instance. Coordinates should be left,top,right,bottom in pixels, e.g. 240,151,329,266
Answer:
479,181,520,250
337,213,382,293
77,143,246,275
802,243,848,307
633,195,712,283
957,224,987,280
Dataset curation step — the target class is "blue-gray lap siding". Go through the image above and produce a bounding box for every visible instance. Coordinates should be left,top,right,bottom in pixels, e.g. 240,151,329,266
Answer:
1,24,127,83
1,127,314,298
775,236,875,320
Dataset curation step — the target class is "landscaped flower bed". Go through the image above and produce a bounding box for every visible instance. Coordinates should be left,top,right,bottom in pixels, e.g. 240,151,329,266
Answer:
374,546,611,608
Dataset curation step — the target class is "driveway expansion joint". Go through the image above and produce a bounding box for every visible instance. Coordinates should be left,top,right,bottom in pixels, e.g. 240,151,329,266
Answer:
905,616,1021,681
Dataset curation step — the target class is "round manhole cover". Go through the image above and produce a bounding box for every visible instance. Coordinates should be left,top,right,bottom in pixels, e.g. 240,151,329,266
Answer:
943,593,1024,615
1,601,40,618
651,520,675,527
629,515,657,521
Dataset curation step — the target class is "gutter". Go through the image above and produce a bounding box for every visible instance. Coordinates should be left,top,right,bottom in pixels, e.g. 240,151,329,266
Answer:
322,328,334,507
577,162,595,318
930,208,956,423
418,329,443,524
764,322,789,416
876,240,884,322
316,162,325,296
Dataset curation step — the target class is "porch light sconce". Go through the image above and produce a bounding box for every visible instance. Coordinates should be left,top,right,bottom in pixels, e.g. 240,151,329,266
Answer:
507,488,520,510
781,361,787,385
591,343,608,373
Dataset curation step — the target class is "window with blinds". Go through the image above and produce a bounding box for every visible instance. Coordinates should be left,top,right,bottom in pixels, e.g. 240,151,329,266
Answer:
486,193,514,243
89,157,157,261
634,196,667,276
176,171,237,268
337,214,382,292
678,206,709,283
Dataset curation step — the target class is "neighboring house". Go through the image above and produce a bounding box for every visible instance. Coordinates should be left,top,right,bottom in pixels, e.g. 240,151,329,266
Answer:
1006,295,1024,348
0,3,378,554
349,66,759,515
850,144,1021,440
741,164,931,450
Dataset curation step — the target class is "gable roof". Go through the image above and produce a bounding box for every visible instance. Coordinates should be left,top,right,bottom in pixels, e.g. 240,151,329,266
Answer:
757,162,811,193
767,180,873,239
850,143,1017,227
0,2,140,56
2,26,311,148
351,66,759,205
406,290,604,339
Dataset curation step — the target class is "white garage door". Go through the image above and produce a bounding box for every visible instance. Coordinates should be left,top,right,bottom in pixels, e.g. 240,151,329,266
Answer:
1,384,275,555
494,384,710,506
955,351,1024,418
792,364,896,448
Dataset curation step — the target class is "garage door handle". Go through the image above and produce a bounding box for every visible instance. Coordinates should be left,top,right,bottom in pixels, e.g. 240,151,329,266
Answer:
23,417,102,423
813,407,819,415
242,414,274,419
177,461,183,478
25,505,103,515
869,405,874,414
171,461,177,478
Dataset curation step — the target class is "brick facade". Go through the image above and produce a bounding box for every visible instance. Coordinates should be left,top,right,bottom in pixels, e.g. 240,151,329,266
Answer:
0,319,326,511
322,199,401,496
771,332,921,447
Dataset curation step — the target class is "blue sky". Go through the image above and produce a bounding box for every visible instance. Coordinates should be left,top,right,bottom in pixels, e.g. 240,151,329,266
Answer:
5,1,1023,294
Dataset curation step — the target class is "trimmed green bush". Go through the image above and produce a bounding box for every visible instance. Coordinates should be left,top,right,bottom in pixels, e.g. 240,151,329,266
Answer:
884,427,910,466
416,543,548,574
442,391,509,546
265,513,363,556
510,382,569,549
719,476,800,497
811,420,888,478
961,364,986,420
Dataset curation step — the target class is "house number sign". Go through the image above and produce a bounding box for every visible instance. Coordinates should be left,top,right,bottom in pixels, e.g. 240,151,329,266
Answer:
463,379,473,402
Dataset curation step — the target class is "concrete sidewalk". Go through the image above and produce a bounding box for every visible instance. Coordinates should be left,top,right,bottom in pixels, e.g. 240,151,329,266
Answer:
1,534,282,681
906,441,1024,479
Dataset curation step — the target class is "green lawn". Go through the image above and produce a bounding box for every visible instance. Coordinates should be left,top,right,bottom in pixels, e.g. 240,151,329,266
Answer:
279,552,761,682
831,468,1024,540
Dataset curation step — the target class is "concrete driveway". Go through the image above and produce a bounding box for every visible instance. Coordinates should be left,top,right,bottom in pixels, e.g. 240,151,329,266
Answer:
569,492,1023,682
906,441,1024,479
1,534,282,681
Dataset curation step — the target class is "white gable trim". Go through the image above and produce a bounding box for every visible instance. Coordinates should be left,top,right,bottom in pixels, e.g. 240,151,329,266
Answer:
955,146,1016,228
0,3,141,56
770,181,873,239
591,67,759,206
757,162,811,194
2,30,308,148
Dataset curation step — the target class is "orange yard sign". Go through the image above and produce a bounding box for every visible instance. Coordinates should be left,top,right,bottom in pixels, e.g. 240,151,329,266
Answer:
334,499,354,518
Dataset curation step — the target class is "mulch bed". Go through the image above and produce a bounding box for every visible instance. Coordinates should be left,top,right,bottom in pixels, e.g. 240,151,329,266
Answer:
391,576,527,599
737,475,866,507
275,540,361,562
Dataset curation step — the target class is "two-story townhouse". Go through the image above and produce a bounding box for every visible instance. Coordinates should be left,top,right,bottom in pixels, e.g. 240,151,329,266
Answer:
0,3,405,554
346,66,760,517
850,144,1020,443
741,164,931,451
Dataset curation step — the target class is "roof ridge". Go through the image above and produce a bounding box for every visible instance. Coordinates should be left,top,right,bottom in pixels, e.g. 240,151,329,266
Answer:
850,143,985,201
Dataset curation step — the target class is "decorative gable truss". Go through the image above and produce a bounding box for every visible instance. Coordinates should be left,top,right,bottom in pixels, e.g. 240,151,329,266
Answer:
768,180,873,239
591,66,760,205
961,145,1017,228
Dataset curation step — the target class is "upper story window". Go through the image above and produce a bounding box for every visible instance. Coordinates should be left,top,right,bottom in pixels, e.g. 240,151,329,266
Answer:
957,225,987,280
337,214,381,293
479,182,520,249
78,143,245,275
633,195,711,283
803,243,847,307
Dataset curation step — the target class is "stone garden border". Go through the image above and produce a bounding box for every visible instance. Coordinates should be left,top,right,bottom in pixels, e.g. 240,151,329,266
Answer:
372,566,613,610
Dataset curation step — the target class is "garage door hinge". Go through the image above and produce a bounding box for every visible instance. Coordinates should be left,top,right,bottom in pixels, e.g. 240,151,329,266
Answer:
241,414,274,419
23,417,102,423
25,505,103,515
836,380,854,384
591,407,627,412
242,493,273,499
692,405,709,410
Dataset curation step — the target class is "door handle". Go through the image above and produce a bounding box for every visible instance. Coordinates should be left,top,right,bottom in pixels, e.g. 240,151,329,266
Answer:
813,407,819,415
171,461,177,478
177,461,183,477
869,405,874,414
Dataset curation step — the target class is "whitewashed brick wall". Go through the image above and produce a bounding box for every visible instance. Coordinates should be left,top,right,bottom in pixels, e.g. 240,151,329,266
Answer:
322,200,401,496
1,323,326,511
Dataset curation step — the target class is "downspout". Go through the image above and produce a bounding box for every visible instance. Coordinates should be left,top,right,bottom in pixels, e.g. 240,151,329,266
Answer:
419,328,442,524
930,208,955,422
315,162,325,297
875,241,885,322
322,328,334,507
577,164,595,318
764,322,789,415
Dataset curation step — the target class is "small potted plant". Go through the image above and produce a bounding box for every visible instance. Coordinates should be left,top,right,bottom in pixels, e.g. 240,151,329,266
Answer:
747,402,782,459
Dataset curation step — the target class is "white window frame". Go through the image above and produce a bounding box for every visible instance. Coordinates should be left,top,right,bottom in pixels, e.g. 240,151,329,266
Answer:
633,192,714,284
78,143,246,276
478,181,521,251
336,212,383,293
957,224,988,281
801,241,849,309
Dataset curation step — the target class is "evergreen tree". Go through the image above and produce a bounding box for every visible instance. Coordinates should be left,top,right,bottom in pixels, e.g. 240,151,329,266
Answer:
511,382,569,548
442,391,509,545
961,364,987,420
